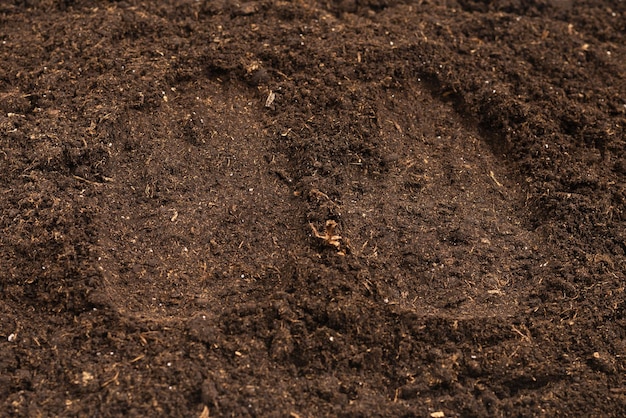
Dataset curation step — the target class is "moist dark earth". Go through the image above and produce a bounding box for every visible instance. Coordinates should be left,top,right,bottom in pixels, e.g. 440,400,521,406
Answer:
1,0,625,416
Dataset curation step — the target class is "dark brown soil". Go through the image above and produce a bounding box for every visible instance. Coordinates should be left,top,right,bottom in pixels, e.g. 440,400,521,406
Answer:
1,0,625,416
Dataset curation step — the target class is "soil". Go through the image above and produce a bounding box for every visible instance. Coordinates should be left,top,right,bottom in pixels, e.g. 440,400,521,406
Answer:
1,0,625,416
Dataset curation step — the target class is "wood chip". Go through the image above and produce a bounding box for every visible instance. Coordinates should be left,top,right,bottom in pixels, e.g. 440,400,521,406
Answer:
265,91,276,107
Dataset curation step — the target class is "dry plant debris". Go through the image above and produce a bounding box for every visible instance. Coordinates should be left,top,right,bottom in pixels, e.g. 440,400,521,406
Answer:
310,220,342,249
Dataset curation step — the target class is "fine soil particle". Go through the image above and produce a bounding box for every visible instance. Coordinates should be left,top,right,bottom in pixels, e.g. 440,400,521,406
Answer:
1,0,625,416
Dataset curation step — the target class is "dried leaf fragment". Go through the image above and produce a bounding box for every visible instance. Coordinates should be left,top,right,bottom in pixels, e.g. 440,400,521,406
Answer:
310,220,342,249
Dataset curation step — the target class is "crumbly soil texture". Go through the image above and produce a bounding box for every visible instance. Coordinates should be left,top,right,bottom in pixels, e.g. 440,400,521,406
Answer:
1,0,626,416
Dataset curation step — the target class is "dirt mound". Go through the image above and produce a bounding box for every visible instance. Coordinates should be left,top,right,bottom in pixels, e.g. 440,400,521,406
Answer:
1,0,625,416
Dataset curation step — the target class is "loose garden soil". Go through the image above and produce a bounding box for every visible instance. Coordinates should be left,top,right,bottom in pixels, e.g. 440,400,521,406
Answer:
1,0,626,416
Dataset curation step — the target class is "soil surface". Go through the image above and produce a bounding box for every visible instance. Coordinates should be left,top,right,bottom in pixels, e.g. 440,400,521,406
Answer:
1,0,625,416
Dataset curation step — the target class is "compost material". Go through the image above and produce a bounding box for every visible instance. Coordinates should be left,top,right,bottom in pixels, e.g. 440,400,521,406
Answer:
1,0,625,416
